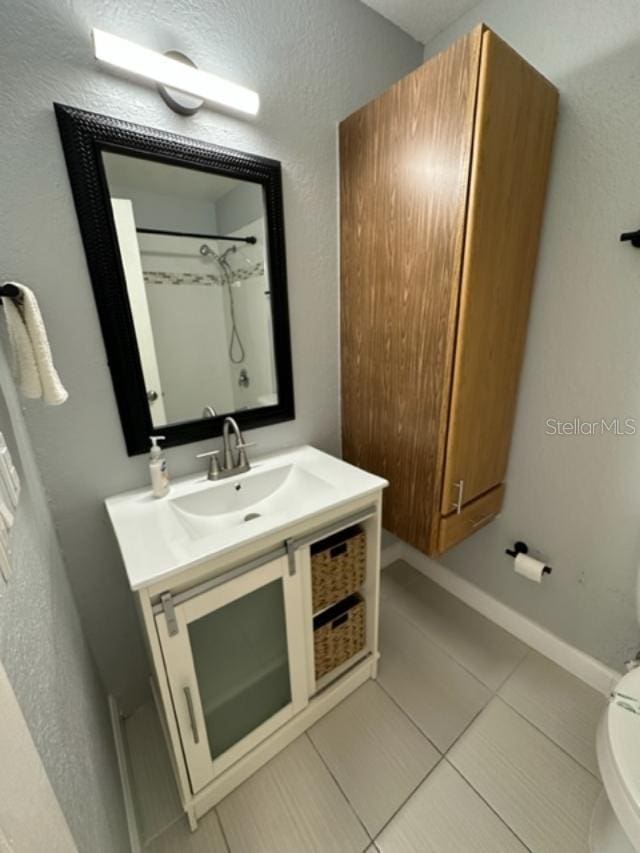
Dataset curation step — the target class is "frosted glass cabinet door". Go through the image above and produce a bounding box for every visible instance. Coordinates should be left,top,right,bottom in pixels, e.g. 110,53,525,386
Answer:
155,555,308,793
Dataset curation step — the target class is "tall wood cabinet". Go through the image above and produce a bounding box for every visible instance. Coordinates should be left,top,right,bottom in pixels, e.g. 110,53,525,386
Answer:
340,25,558,556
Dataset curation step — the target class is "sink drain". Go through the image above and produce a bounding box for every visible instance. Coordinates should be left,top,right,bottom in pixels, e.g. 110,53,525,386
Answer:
244,512,261,522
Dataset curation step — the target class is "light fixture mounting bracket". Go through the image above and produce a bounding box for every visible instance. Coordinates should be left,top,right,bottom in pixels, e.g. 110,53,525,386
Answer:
157,51,204,116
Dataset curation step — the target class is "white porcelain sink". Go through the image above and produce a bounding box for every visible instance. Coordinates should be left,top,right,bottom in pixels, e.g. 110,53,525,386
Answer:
105,445,387,591
170,463,334,538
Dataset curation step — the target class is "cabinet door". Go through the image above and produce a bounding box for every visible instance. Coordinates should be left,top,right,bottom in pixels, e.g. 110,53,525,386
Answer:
156,555,308,793
340,27,483,555
440,30,558,514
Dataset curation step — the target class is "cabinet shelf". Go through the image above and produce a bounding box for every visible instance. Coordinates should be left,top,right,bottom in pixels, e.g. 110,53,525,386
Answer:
200,653,289,719
203,655,291,760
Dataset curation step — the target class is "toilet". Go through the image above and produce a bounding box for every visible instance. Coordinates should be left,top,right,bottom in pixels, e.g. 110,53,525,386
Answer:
590,583,640,852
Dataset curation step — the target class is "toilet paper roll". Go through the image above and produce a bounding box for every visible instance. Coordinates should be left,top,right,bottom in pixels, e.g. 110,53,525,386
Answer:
514,552,547,583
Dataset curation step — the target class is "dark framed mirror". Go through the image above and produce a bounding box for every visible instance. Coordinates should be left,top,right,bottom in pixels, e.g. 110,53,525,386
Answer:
54,103,294,455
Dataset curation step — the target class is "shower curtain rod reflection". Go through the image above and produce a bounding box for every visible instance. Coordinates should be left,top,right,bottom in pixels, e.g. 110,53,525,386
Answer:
136,227,257,245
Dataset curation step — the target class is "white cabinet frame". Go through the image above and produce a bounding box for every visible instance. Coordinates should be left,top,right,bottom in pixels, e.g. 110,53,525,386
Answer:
137,492,383,828
156,554,308,793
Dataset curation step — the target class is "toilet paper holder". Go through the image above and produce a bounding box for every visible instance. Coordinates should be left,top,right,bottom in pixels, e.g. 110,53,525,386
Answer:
505,541,553,575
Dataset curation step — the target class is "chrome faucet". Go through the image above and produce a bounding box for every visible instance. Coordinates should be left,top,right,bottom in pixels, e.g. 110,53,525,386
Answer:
196,416,256,481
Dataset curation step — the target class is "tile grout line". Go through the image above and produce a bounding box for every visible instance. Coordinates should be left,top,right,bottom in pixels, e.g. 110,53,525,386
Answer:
386,573,603,779
378,610,496,759
492,645,534,694
439,695,491,756
386,577,530,682
443,758,534,853
306,677,445,846
304,732,375,846
380,588,573,850
368,757,443,846
373,678,444,756
446,698,601,850
381,593,520,695
141,812,185,848
491,694,602,781
381,583,600,849
385,564,531,681
214,805,233,853
415,650,536,853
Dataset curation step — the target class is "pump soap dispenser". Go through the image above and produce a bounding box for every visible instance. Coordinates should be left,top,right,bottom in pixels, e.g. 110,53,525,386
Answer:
149,436,170,498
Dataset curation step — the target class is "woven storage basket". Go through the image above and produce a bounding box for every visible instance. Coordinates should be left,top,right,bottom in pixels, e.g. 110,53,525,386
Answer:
310,526,366,612
313,594,366,680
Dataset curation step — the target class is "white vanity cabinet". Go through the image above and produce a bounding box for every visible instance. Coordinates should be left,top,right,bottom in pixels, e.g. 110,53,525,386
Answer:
106,446,387,828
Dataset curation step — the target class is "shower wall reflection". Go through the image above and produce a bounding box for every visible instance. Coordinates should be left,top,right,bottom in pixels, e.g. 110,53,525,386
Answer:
102,152,278,428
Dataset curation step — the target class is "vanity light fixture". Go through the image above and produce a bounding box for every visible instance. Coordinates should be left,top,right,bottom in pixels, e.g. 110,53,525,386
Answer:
92,29,260,116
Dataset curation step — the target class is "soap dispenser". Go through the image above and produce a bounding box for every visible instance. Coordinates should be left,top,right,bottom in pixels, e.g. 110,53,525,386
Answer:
149,435,170,498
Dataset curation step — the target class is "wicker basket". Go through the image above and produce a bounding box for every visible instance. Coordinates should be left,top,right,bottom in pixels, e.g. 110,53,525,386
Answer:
311,526,366,612
313,594,366,680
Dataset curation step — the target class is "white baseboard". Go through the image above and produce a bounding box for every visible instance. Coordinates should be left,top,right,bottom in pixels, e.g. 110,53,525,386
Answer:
381,540,404,568
394,542,620,696
108,695,142,853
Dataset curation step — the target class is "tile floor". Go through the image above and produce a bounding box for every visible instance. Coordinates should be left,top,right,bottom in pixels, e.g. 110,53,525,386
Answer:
125,559,608,852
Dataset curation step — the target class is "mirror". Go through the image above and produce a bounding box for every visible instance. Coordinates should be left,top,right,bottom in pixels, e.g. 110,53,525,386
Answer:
55,104,294,454
102,153,277,427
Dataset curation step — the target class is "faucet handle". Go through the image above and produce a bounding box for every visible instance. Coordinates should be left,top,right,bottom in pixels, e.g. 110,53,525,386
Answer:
196,449,221,479
235,440,256,468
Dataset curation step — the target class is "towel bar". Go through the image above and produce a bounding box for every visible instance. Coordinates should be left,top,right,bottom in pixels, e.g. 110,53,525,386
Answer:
0,284,20,301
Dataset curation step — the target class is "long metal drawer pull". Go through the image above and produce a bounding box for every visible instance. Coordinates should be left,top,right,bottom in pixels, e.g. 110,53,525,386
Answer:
451,479,464,514
183,687,200,744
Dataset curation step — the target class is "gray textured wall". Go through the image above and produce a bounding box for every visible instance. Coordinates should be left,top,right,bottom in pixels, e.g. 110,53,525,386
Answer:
0,343,128,852
0,0,422,709
422,0,640,669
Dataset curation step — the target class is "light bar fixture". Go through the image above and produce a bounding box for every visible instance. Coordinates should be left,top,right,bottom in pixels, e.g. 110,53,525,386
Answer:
92,29,260,116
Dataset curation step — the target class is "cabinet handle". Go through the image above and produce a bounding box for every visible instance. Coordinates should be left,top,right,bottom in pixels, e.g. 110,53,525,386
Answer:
183,687,200,744
451,479,464,514
471,513,495,529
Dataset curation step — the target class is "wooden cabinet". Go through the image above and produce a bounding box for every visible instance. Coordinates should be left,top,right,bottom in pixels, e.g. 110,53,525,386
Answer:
340,25,558,555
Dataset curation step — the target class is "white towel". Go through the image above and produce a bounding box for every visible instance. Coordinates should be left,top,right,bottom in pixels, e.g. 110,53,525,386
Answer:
3,282,68,406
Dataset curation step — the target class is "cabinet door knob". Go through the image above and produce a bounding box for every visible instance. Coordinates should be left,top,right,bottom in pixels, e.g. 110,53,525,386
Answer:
451,479,464,514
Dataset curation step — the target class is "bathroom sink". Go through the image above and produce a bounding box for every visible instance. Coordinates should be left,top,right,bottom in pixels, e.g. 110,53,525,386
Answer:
105,445,388,591
170,463,334,537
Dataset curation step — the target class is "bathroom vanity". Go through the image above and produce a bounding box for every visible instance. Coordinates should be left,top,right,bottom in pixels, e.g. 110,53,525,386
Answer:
106,446,387,828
